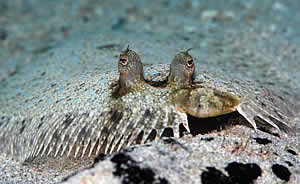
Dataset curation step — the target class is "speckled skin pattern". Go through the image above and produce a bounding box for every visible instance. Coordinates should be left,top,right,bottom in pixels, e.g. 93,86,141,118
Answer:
167,50,295,133
0,47,298,183
0,50,191,182
0,49,190,161
118,46,144,90
1,0,300,183
168,48,195,85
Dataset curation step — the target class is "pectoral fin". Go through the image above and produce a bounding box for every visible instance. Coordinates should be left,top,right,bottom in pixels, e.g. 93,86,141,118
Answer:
172,87,241,118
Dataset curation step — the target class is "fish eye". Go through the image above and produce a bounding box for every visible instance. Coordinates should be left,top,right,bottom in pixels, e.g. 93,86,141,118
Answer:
120,58,128,66
186,59,194,67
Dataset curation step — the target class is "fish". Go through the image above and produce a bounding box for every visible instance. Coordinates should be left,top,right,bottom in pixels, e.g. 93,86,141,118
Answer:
0,47,297,182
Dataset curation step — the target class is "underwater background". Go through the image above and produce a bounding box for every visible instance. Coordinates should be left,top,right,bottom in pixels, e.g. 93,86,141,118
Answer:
0,0,299,183
1,0,300,92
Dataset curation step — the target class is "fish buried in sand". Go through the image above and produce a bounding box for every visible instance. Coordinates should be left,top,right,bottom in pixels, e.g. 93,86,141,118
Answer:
167,48,294,134
0,47,192,163
0,47,296,181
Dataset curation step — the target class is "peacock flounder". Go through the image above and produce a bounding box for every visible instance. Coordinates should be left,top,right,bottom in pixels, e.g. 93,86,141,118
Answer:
0,47,295,166
167,48,294,134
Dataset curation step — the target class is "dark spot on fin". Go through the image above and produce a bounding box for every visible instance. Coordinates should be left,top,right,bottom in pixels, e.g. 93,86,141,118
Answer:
110,109,123,124
135,130,144,145
161,128,174,138
145,129,157,143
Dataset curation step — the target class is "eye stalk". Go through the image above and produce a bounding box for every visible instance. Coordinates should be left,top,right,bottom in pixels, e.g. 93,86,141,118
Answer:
116,46,144,95
168,48,195,85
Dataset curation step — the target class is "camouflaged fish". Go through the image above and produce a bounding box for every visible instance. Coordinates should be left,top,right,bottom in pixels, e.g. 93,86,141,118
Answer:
0,47,296,181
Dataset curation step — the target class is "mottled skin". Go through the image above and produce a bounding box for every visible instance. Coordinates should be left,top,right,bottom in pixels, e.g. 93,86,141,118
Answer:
168,49,241,118
168,48,195,85
118,46,144,92
0,48,296,183
167,50,293,134
0,48,191,182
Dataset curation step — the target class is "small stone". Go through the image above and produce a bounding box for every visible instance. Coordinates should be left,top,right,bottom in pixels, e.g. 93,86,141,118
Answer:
201,10,218,20
272,2,287,12
184,25,197,33
201,10,235,21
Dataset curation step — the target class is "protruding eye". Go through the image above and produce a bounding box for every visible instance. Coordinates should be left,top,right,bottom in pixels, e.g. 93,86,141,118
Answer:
186,59,194,67
120,58,128,66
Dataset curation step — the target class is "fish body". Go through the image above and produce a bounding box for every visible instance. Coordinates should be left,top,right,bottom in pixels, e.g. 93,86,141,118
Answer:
0,49,297,182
